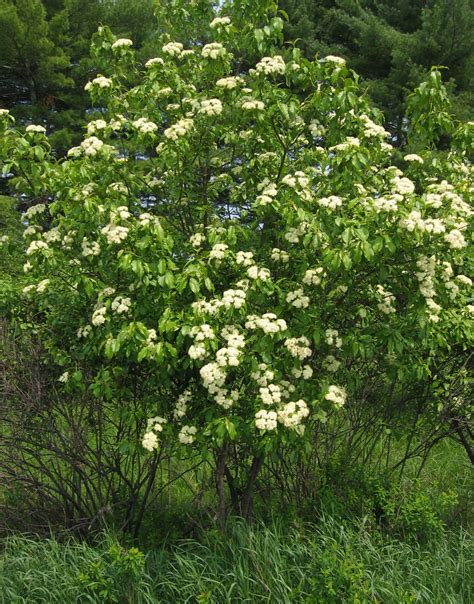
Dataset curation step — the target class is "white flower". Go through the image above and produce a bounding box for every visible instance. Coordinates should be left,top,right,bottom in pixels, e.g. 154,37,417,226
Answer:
209,243,228,261
58,371,69,383
318,195,343,210
236,251,254,267
444,229,466,249
26,124,46,134
132,118,158,134
81,238,101,257
285,337,311,360
145,57,164,68
81,136,105,156
202,42,226,59
255,409,278,431
303,268,324,286
26,240,49,256
271,248,289,263
392,176,415,195
85,76,112,90
190,232,205,248
101,224,129,245
241,100,265,111
246,313,287,334
216,76,243,89
24,203,47,219
323,355,341,373
286,289,310,309
404,154,424,163
111,296,131,315
112,38,133,49
164,118,194,140
210,16,231,28
322,55,346,66
375,285,396,314
247,266,270,281
325,329,342,348
92,306,107,326
162,42,183,56
222,289,246,309
325,385,347,408
179,425,197,444
199,98,223,116
278,400,309,429
255,55,286,75
142,431,159,451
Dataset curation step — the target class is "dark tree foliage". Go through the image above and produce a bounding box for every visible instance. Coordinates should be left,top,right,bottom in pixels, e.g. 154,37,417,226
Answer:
280,0,474,142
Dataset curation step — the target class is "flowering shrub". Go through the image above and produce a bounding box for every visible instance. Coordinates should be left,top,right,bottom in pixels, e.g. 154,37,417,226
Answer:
0,1,472,521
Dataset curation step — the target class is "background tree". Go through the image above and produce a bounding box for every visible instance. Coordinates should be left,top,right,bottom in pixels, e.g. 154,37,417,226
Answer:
280,0,474,143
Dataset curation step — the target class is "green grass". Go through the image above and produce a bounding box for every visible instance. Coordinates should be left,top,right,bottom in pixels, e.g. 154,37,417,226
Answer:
1,516,472,603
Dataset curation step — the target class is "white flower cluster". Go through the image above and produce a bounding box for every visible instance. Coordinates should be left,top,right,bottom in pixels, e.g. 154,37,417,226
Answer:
271,248,289,263
164,118,194,140
26,240,48,256
309,119,325,137
325,329,342,348
209,243,228,261
416,256,439,322
236,251,254,267
111,296,131,315
142,416,167,451
255,55,286,75
323,355,341,373
188,324,215,360
247,265,270,281
81,237,101,257
285,336,311,360
202,42,226,59
210,16,231,28
285,222,308,243
405,154,424,163
391,176,415,195
318,195,342,210
174,389,191,420
86,119,107,135
330,137,360,152
246,313,287,334
190,232,205,248
162,42,183,56
101,224,129,245
216,76,243,89
255,181,278,206
371,194,401,213
132,118,158,134
145,57,164,68
112,38,132,49
199,98,223,116
92,306,107,326
259,383,282,405
26,124,46,134
255,409,278,431
278,400,309,430
291,365,313,380
322,55,346,66
444,229,466,249
241,99,265,111
303,267,324,286
179,425,197,444
360,115,390,139
85,76,112,91
24,203,46,219
251,363,275,386
221,288,246,309
375,285,396,314
399,211,445,235
77,325,92,339
282,171,310,190
325,385,347,408
80,136,106,156
286,289,310,309
200,361,227,394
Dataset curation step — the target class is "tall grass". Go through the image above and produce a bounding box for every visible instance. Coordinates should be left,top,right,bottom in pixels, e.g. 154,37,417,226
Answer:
1,516,472,603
